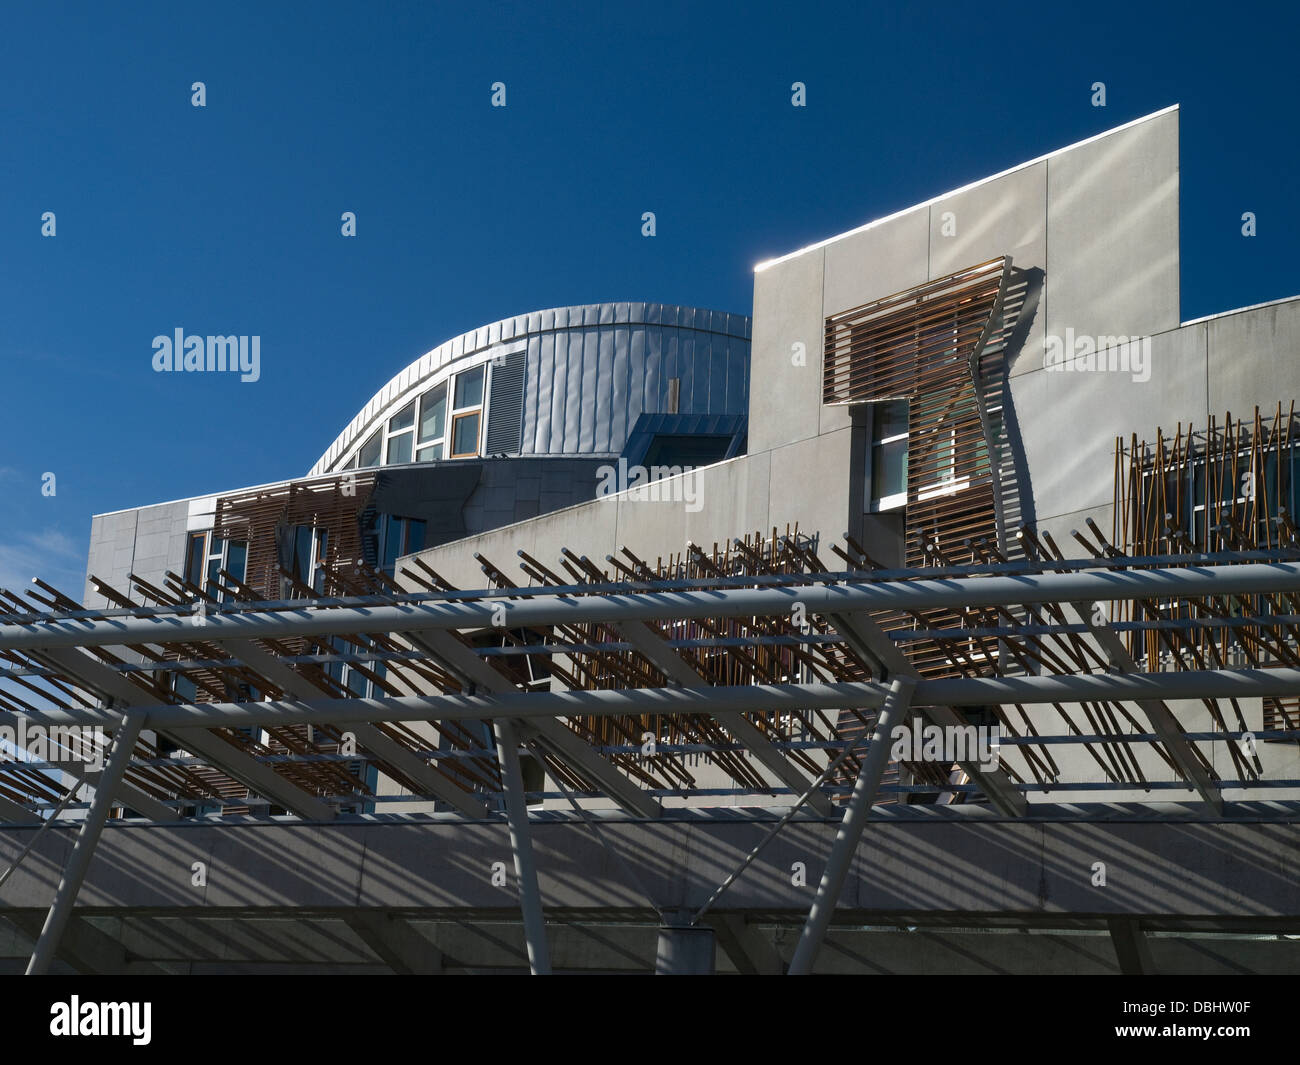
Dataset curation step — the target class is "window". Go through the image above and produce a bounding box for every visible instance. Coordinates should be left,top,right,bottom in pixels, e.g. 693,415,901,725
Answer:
184,533,206,586
358,430,382,468
384,400,416,465
1173,448,1273,550
907,391,978,503
449,365,485,458
641,434,734,469
289,525,329,594
379,515,426,574
451,412,480,457
416,382,447,461
870,401,909,511
325,634,373,699
184,531,248,600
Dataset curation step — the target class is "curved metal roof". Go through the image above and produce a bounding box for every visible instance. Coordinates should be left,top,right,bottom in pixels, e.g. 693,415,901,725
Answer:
309,302,751,476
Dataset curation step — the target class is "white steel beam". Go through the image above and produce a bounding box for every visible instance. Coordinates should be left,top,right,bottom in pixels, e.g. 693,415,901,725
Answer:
6,564,1300,651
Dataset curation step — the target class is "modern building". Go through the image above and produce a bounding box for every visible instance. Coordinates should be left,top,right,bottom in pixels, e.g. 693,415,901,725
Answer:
3,105,1300,974
85,301,751,611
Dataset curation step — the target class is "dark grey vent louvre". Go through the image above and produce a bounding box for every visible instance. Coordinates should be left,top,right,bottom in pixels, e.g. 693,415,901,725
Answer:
485,351,526,454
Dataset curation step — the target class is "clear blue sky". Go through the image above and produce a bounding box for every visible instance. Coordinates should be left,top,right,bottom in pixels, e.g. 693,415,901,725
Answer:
1,0,1297,595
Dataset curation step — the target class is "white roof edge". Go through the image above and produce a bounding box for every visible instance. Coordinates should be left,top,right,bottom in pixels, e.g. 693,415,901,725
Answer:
754,104,1181,273
1180,293,1300,327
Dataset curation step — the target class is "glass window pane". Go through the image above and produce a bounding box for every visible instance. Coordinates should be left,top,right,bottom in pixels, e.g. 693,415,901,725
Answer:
451,412,480,456
226,541,247,584
874,400,909,441
388,400,416,433
416,444,441,463
358,431,381,468
381,515,401,572
406,519,426,555
185,533,206,586
386,431,413,465
419,384,447,443
873,437,908,500
293,525,313,584
454,365,484,408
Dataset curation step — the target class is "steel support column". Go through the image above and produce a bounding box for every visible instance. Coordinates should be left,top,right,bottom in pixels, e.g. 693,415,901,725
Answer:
494,718,551,974
26,712,144,975
36,645,333,821
788,676,917,975
828,609,1026,816
405,627,662,818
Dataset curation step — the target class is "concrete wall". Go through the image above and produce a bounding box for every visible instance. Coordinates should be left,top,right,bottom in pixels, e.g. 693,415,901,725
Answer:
1010,297,1300,541
405,435,854,592
3,812,1296,919
83,500,190,610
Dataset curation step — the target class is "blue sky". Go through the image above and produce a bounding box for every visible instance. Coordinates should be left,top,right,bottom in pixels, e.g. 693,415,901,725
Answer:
1,0,1297,596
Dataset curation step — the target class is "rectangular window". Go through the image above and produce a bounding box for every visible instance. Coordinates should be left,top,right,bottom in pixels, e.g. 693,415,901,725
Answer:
418,383,447,460
185,533,206,586
291,525,314,586
448,365,486,458
385,431,413,464
379,515,427,573
382,399,417,465
406,519,425,554
450,411,480,457
226,541,247,586
186,533,247,600
870,401,909,512
289,526,329,593
454,365,484,408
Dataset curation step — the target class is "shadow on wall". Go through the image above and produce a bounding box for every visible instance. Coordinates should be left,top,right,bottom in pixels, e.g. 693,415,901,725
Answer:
997,266,1045,540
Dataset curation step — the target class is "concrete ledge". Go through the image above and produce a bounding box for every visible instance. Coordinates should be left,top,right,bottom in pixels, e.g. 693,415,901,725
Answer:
2,812,1297,919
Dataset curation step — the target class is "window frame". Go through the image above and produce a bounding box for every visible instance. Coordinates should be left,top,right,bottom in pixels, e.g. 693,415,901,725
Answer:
185,531,248,601
448,363,487,459
382,399,417,465
416,380,449,462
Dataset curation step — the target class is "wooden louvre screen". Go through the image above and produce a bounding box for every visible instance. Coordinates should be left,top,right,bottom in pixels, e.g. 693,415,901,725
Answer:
823,257,1011,679
822,257,1009,407
212,473,378,600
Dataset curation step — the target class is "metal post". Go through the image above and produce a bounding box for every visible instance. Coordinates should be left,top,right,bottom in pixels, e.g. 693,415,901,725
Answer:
493,718,551,975
26,712,144,975
788,677,916,975
0,785,81,892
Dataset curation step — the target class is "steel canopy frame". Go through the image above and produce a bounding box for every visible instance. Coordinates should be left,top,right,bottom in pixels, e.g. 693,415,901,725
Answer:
6,563,1300,651
8,559,1300,975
